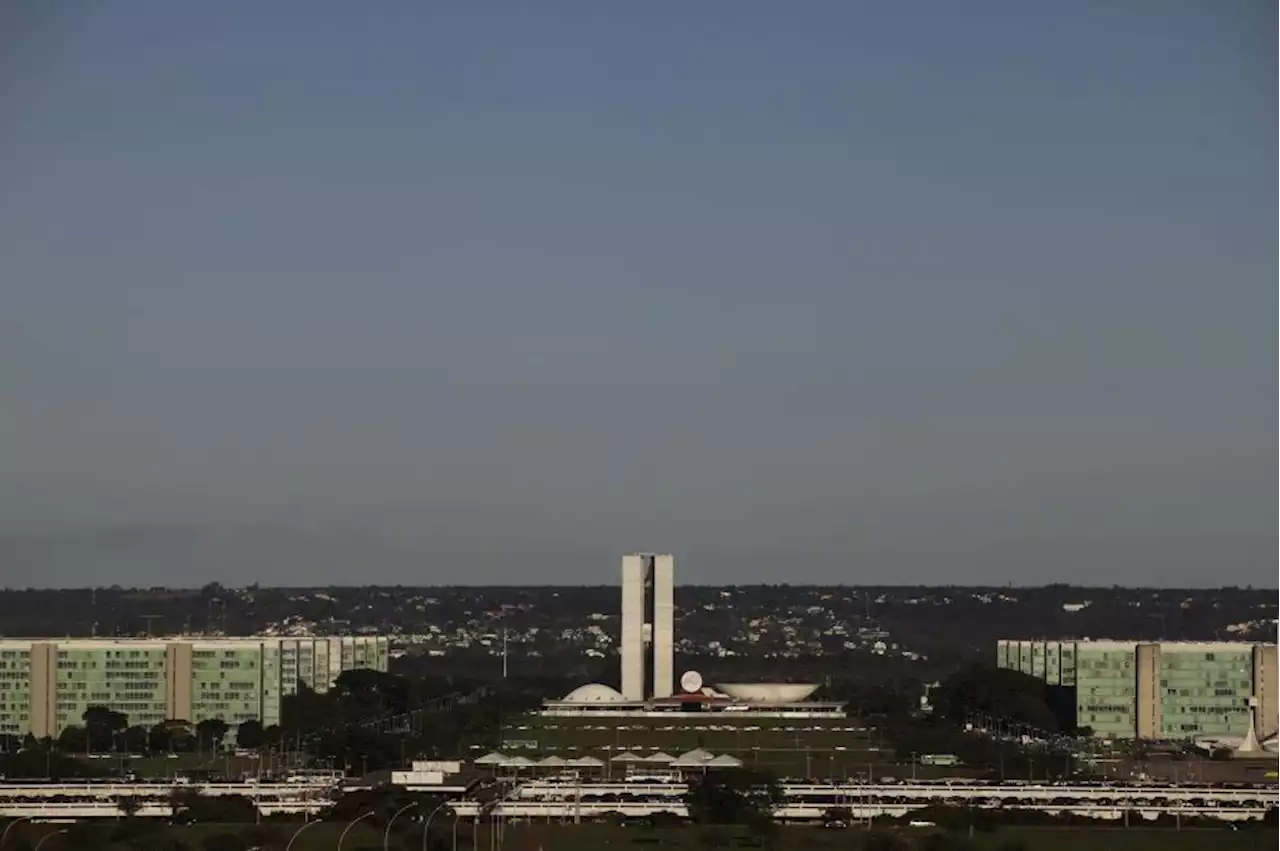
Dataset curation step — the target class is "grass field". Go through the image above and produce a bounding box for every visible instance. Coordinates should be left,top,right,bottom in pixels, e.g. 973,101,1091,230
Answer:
498,714,977,781
9,821,1276,851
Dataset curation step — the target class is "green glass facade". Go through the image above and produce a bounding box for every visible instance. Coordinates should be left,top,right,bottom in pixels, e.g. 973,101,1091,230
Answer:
997,639,1276,741
55,643,169,733
191,645,264,725
1074,643,1137,738
1159,645,1254,739
0,646,32,736
0,636,390,738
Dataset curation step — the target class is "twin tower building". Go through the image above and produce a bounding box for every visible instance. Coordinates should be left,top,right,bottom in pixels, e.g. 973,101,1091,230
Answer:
620,553,676,701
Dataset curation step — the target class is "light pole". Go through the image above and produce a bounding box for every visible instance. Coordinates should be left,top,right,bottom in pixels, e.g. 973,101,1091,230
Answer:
421,800,450,851
33,831,67,851
1,816,35,848
338,811,376,851
384,802,419,851
285,818,321,851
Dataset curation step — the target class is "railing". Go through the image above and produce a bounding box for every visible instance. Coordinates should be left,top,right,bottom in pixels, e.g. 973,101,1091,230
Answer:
0,800,330,818
0,781,332,800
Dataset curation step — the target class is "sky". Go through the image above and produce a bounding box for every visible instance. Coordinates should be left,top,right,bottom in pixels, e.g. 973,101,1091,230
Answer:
1,1,1274,588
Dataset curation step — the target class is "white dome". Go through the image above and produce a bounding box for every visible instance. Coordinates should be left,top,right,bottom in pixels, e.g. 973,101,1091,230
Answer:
562,683,625,703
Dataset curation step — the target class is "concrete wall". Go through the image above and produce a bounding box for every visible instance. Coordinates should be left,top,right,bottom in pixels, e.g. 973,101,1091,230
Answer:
1254,644,1278,740
27,642,56,740
620,555,647,701
164,642,194,723
1135,643,1162,739
651,554,675,699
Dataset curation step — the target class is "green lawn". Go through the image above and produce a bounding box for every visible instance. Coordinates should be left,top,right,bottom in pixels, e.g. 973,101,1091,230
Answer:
499,715,977,780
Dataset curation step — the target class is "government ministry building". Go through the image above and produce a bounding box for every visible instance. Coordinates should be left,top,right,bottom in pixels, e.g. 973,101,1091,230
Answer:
0,635,389,738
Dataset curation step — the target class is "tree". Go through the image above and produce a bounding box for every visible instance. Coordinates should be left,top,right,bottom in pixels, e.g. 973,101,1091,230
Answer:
163,720,196,753
148,722,173,754
195,719,229,751
122,725,149,754
931,665,1061,732
332,669,412,715
56,725,88,753
235,719,265,750
685,769,781,826
84,706,129,732
1,742,108,781
169,787,203,820
83,706,129,752
117,795,143,819
180,794,257,824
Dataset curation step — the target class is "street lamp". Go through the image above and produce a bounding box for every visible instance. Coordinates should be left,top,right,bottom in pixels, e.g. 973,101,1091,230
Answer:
338,811,376,851
383,802,420,851
0,816,35,848
421,800,450,851
33,831,67,851
284,818,321,851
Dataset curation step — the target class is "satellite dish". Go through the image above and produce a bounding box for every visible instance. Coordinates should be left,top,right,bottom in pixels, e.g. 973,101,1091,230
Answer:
680,670,703,693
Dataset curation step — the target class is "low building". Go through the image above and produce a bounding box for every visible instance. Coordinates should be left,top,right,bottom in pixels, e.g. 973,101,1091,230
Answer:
0,635,389,738
997,639,1277,741
540,681,845,719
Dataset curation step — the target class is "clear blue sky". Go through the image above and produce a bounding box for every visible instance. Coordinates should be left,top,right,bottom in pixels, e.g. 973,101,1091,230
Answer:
1,1,1274,587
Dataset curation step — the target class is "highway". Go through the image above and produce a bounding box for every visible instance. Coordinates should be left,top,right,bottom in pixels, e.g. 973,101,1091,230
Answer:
0,780,334,819
0,777,1272,823
0,781,331,800
451,779,1276,823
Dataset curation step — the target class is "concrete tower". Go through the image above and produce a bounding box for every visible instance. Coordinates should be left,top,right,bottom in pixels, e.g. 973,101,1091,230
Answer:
620,553,675,700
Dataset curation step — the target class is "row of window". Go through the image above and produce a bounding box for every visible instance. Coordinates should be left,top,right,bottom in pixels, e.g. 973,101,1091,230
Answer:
55,701,166,712
1163,687,1246,697
64,670,161,680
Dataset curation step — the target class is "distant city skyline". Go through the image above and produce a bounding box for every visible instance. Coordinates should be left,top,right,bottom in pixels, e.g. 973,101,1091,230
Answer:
1,3,1274,587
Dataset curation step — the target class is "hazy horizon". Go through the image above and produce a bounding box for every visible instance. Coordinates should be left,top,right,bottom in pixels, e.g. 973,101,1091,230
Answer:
3,2,1274,588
